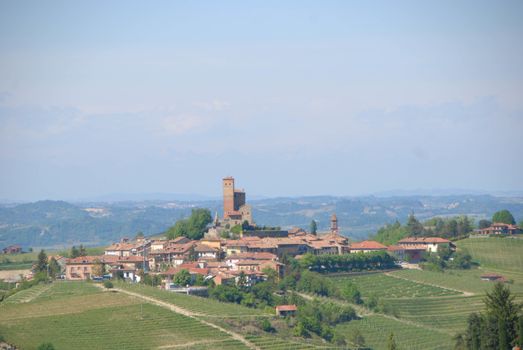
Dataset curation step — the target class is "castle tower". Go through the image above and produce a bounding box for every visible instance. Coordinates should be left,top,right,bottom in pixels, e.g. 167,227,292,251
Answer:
330,213,338,234
223,176,235,218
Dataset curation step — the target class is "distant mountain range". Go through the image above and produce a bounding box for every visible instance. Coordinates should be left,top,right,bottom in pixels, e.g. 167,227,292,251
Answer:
1,194,522,250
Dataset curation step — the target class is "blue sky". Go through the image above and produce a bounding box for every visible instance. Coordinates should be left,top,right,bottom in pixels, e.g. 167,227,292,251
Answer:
1,1,522,200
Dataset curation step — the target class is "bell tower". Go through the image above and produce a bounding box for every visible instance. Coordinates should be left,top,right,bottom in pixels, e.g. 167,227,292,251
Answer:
330,213,338,234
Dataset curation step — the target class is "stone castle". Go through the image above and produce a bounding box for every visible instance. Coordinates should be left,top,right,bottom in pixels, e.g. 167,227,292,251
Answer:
222,176,253,226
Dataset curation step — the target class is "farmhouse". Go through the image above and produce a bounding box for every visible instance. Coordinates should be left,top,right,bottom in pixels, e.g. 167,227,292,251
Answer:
397,237,455,253
350,240,387,253
476,223,519,235
275,304,297,317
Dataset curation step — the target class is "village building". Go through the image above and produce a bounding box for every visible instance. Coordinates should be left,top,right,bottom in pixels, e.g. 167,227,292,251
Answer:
397,237,455,253
349,240,388,253
194,242,220,261
275,304,297,317
476,223,520,235
148,241,196,270
65,254,148,281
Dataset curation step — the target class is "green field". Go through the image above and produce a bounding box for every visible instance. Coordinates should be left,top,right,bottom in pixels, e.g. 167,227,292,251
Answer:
115,281,267,317
335,315,452,349
0,281,249,350
330,273,460,299
2,237,522,349
457,237,523,272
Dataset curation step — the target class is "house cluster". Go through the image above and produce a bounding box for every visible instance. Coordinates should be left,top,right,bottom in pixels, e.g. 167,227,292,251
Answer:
61,177,455,285
475,222,520,235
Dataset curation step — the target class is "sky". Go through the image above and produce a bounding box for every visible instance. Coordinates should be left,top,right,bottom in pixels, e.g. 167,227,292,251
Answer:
0,0,522,201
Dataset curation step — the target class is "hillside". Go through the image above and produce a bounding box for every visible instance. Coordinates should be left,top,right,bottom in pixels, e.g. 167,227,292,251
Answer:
2,195,522,249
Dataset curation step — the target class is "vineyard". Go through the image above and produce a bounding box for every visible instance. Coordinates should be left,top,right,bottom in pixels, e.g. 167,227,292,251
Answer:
330,272,460,299
0,282,250,350
456,237,523,272
335,315,452,349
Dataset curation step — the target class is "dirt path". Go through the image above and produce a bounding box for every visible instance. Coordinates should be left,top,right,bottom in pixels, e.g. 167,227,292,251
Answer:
157,339,229,349
95,285,260,350
384,271,475,296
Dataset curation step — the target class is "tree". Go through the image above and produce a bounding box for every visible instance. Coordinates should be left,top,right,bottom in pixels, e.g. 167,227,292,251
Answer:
406,214,424,236
92,259,104,277
70,246,80,258
37,343,55,350
36,250,48,273
78,244,87,257
478,219,492,229
174,269,192,286
387,332,397,350
310,220,317,235
465,313,482,350
260,319,274,332
165,209,212,240
484,282,521,347
492,210,516,225
48,257,61,278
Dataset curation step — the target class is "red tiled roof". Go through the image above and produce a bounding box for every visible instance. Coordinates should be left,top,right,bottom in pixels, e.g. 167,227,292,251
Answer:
226,252,278,261
350,241,387,250
276,304,297,311
397,237,451,244
66,255,119,264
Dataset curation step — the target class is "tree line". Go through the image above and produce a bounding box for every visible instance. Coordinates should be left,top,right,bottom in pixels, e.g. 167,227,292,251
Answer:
298,251,397,273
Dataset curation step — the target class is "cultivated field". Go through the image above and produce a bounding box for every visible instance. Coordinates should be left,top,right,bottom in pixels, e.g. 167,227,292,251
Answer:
330,273,460,299
115,281,267,317
0,282,250,350
335,315,452,349
456,237,523,272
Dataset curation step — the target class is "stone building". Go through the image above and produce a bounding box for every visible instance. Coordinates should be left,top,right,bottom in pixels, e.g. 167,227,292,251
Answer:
222,176,253,226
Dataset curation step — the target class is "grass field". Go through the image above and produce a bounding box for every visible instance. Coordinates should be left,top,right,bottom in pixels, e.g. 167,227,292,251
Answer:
0,282,250,350
330,273,461,299
457,237,523,272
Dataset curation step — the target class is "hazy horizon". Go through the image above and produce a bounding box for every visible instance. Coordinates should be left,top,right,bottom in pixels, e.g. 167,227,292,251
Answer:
1,1,522,201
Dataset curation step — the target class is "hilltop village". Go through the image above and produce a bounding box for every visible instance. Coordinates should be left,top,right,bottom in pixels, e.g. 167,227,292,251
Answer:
62,177,459,286
1,177,523,350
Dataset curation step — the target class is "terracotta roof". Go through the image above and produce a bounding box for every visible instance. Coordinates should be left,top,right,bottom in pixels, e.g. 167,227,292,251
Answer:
276,304,297,311
350,241,387,250
66,255,119,264
105,242,136,251
195,243,218,253
117,255,145,263
226,252,278,261
397,237,451,244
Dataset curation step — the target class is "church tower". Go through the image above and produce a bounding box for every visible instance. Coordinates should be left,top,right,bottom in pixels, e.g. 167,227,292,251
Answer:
330,213,338,234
